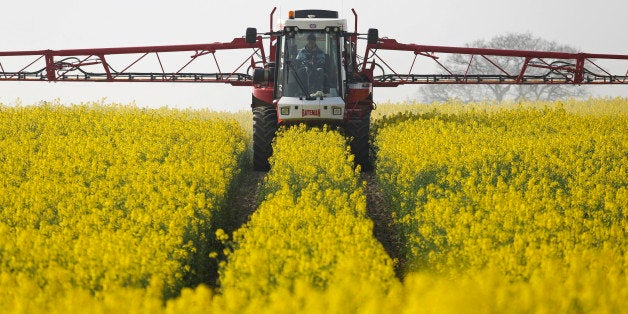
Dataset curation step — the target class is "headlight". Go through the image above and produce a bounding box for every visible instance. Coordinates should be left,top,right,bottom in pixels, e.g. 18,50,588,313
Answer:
332,107,342,115
280,107,290,115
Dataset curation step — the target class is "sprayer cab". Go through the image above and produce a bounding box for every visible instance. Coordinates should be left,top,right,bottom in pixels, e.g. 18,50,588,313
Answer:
271,10,350,122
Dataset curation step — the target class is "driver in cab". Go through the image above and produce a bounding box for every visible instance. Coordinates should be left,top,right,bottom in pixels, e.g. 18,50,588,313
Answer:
296,33,325,68
295,33,326,95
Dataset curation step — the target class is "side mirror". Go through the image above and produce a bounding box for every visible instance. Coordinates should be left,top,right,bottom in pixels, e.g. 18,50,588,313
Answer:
246,28,257,44
367,28,379,44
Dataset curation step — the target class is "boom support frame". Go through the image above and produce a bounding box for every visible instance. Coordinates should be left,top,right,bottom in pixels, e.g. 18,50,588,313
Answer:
0,38,265,86
363,38,628,87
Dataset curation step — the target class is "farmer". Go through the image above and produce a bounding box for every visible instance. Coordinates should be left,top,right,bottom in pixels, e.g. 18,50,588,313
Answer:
296,33,326,94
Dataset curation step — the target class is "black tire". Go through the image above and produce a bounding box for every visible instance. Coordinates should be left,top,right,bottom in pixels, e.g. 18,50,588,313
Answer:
345,108,373,172
252,106,278,171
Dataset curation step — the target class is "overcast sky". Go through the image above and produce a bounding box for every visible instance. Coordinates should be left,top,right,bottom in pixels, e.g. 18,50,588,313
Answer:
1,0,627,111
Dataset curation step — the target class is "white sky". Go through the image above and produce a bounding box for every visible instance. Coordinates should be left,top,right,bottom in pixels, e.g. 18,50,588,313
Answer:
1,0,627,111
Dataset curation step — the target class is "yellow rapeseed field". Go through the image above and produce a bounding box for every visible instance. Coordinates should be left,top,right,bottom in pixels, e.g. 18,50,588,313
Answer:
0,102,247,310
0,98,626,313
375,98,628,312
212,125,396,312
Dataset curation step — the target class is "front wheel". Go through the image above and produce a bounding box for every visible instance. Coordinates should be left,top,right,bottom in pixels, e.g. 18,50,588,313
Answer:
252,106,278,171
345,108,373,172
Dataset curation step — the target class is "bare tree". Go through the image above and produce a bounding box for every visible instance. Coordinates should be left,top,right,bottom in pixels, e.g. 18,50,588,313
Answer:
417,33,588,103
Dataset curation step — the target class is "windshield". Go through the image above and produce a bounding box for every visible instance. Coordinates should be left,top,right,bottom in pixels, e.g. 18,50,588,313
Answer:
277,31,341,98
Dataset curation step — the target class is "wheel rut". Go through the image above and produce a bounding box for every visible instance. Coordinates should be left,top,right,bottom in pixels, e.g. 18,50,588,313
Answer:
204,168,266,288
362,172,406,279
226,169,267,232
217,169,405,284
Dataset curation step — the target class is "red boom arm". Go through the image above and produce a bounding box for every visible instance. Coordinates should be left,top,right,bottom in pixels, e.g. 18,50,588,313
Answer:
0,37,265,86
2,32,627,89
362,38,628,87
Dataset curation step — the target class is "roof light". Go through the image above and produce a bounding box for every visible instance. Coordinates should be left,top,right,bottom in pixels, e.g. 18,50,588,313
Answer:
288,11,295,19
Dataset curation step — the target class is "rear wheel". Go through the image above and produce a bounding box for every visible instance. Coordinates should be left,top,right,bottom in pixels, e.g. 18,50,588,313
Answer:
252,106,278,171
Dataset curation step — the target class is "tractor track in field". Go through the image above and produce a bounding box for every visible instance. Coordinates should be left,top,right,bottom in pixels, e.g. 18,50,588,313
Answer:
206,169,267,288
227,169,266,231
224,169,404,279
362,172,405,279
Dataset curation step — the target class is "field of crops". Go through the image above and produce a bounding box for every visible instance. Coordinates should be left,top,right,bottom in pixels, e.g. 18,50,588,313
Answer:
0,98,626,313
374,98,628,312
0,103,248,310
